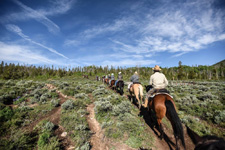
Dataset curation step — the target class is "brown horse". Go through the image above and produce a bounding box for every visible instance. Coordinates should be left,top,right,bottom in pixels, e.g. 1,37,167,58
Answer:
109,80,115,89
104,78,109,85
186,125,225,150
129,83,143,109
82,75,89,79
144,94,185,150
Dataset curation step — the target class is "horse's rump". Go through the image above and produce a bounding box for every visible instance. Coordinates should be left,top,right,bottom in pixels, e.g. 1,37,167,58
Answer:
116,80,124,87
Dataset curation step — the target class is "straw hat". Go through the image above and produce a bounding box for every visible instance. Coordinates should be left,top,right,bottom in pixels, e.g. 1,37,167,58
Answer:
111,73,114,75
152,65,161,71
134,71,138,74
119,72,121,74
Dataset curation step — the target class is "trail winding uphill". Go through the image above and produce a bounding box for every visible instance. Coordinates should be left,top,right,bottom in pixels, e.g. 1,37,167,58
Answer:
87,94,137,150
40,82,196,149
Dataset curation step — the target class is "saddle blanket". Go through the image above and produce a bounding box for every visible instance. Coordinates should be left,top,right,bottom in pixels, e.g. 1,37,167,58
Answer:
150,93,173,99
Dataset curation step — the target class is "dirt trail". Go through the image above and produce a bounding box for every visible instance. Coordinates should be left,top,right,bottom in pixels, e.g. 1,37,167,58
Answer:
22,84,75,149
87,94,136,150
46,84,75,150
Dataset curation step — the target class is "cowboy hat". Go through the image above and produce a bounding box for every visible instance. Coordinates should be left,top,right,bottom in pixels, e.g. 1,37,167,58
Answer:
152,65,161,71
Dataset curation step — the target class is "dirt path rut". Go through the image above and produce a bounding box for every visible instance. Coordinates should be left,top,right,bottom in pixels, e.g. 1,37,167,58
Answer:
87,94,136,150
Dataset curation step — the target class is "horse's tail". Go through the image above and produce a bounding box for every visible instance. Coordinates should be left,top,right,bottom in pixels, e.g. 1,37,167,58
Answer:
138,85,143,100
165,100,185,148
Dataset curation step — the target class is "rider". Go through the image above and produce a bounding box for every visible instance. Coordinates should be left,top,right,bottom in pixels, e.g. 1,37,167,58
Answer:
109,73,114,85
128,71,139,90
143,65,168,106
115,72,123,86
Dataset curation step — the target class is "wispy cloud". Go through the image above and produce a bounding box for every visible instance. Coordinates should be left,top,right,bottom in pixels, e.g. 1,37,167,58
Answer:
81,17,135,39
102,59,158,67
110,0,225,56
0,41,57,65
5,24,69,59
38,0,76,16
1,0,76,34
12,0,60,34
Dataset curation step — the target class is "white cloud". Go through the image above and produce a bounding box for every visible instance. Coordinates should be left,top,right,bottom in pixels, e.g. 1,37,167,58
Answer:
12,0,60,34
111,0,225,56
0,42,56,64
102,59,158,67
1,0,76,34
5,24,69,59
81,17,135,39
38,0,76,16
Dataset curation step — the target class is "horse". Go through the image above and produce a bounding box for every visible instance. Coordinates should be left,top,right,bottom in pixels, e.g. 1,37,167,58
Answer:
109,80,116,90
186,125,225,150
82,75,88,79
144,88,185,150
102,76,105,83
104,78,109,85
96,76,100,81
115,80,124,95
129,83,143,109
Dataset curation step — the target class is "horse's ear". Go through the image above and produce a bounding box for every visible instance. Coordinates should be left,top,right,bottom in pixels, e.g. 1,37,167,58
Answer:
186,125,203,145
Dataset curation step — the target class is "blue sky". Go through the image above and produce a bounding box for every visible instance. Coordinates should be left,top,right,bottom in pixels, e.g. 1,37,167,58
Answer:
0,0,225,68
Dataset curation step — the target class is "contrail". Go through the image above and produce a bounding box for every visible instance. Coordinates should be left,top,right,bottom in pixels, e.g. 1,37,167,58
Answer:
5,24,69,59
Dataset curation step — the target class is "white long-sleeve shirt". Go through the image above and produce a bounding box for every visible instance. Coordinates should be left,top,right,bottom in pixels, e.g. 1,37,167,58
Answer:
150,72,168,89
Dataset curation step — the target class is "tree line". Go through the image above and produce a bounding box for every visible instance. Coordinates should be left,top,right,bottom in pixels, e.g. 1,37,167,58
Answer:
0,61,224,80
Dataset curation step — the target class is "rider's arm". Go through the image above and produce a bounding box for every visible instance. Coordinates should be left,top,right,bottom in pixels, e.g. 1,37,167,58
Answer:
149,75,153,85
164,76,168,86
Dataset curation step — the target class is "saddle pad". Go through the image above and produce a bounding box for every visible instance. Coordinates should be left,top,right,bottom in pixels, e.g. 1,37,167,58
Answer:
150,93,173,99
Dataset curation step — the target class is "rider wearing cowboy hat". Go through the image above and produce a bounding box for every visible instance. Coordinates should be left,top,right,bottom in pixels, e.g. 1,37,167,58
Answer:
143,65,168,106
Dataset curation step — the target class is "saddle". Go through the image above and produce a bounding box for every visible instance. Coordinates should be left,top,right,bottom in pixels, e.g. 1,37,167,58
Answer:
133,82,141,85
154,88,170,94
149,88,172,100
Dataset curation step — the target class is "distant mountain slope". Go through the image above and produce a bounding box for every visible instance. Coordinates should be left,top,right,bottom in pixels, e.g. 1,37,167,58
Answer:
212,59,225,68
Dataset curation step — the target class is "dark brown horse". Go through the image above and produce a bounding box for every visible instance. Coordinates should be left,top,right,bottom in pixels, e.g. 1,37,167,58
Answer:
145,94,185,150
115,80,124,95
186,125,225,150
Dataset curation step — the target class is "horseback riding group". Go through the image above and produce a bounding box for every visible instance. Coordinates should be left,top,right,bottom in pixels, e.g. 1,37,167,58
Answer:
102,72,124,95
87,65,224,150
128,65,185,150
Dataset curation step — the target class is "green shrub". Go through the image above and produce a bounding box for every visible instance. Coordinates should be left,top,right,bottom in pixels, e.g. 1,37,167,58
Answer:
61,100,75,110
43,121,55,132
38,136,60,150
214,110,225,124
74,93,88,99
51,99,60,107
38,131,51,147
94,100,112,112
112,100,132,116
0,106,14,122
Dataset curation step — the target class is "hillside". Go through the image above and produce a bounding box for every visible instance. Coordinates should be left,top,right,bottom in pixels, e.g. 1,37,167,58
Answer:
0,76,224,150
212,59,225,68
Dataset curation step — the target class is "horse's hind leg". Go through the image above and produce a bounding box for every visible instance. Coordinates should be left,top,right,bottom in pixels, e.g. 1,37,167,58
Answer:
157,119,164,139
